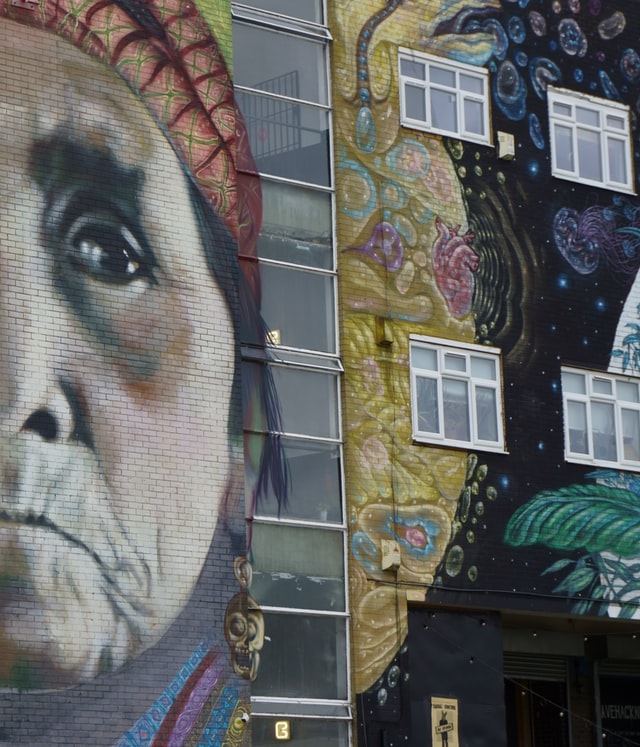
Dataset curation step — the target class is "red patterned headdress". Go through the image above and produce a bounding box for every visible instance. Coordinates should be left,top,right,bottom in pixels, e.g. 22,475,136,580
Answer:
1,0,261,260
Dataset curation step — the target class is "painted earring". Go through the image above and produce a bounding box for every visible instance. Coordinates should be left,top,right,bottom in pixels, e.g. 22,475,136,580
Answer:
224,557,265,682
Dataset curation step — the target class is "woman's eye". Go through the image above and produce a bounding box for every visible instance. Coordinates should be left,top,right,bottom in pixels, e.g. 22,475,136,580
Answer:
65,213,155,284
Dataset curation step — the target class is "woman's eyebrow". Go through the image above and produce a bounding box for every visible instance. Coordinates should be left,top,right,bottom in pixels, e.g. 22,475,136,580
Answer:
28,129,144,209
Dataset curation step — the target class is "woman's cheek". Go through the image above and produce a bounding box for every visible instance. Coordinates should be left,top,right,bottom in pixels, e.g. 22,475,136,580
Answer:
100,286,193,389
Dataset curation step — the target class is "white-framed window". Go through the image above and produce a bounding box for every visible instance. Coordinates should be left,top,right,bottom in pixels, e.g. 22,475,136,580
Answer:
398,48,491,146
562,367,640,469
410,336,505,451
548,87,634,193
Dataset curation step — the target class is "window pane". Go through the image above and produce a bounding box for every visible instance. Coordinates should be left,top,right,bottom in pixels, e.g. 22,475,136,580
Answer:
576,106,599,126
250,524,345,611
475,387,498,442
554,124,574,171
259,181,332,269
608,136,628,184
591,401,616,461
242,0,323,23
553,101,572,118
405,83,427,121
460,73,483,94
254,613,348,699
401,58,426,80
562,371,586,394
416,376,439,434
233,24,327,104
260,264,335,353
252,437,342,522
430,89,457,133
443,378,470,441
470,355,496,380
464,98,484,136
618,381,639,403
253,717,349,746
606,114,625,130
444,353,466,372
593,378,613,396
567,400,588,454
430,65,456,87
236,91,330,185
622,409,640,462
577,128,603,182
412,346,438,370
269,365,339,438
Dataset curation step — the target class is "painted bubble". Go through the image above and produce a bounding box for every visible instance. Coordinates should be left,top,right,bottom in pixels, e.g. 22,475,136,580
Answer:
574,68,584,83
448,140,464,160
568,0,580,12
515,51,528,67
508,16,526,44
380,180,408,210
528,10,546,36
494,60,527,120
529,57,562,98
459,486,471,523
528,112,545,149
588,0,601,14
385,138,430,181
388,665,401,689
377,688,388,706
598,11,626,40
599,70,620,100
445,545,464,577
463,18,509,61
466,453,478,480
553,207,600,274
466,530,475,544
558,18,587,57
552,0,561,13
468,565,479,582
620,49,640,83
356,105,376,153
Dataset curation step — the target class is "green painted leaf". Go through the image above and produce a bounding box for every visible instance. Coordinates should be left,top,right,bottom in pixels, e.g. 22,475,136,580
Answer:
541,558,574,575
618,580,640,598
619,604,639,619
572,600,593,615
505,484,640,557
553,567,596,594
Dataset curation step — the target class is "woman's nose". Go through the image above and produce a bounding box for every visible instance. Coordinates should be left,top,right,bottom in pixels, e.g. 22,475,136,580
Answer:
0,274,76,443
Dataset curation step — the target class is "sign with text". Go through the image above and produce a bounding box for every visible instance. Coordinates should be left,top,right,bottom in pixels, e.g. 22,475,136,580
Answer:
601,677,640,747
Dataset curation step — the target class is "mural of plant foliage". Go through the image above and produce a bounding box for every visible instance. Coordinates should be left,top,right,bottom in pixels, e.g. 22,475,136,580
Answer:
505,471,640,618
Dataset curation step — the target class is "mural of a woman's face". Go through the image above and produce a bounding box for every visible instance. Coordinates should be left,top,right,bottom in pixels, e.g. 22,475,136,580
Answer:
0,20,236,688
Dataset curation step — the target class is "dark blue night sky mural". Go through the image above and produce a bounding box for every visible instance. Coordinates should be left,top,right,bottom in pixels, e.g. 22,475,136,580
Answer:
428,0,640,619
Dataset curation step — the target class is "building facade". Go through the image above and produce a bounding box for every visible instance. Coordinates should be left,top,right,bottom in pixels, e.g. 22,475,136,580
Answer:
4,0,640,746
328,0,640,745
